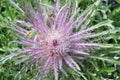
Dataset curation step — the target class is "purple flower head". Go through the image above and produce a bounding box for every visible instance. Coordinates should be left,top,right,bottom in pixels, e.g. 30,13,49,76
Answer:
8,0,112,80
111,2,117,8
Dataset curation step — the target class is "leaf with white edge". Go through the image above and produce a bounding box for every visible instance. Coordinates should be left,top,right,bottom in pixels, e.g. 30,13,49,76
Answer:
99,44,120,49
90,56,120,65
0,54,16,64
8,0,24,13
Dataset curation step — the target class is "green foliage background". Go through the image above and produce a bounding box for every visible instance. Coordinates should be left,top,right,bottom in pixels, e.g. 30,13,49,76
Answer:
0,0,120,80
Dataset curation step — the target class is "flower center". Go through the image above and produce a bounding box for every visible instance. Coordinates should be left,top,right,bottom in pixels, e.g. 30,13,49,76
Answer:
53,39,58,47
44,30,70,55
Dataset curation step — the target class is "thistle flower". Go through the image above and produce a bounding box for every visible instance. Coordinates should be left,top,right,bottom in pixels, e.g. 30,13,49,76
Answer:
111,1,117,8
4,0,113,80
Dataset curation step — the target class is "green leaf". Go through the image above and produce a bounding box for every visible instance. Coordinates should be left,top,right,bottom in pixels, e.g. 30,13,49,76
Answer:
14,72,21,80
101,67,116,73
90,20,113,30
115,0,120,4
99,44,120,49
8,0,24,13
0,54,16,64
90,56,120,65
